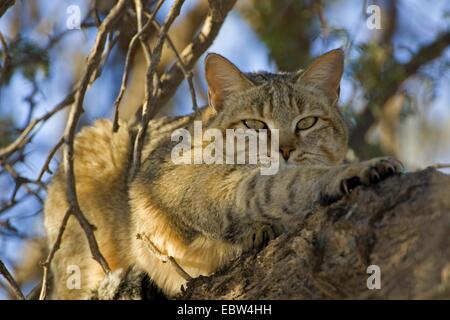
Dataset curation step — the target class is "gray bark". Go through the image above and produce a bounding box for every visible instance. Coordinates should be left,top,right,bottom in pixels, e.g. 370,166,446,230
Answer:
180,168,450,299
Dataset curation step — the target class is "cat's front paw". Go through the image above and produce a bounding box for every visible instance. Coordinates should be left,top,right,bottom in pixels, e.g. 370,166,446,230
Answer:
340,157,404,194
320,157,403,205
243,224,276,251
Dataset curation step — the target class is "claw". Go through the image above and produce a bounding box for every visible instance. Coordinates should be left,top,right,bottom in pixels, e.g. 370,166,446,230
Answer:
386,164,395,174
393,159,405,172
262,231,269,245
370,169,380,182
341,180,350,195
379,159,395,175
249,225,276,250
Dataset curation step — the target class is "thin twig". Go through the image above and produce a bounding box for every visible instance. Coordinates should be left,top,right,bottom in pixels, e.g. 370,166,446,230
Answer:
36,138,64,182
0,259,25,300
62,0,130,275
0,31,122,161
150,18,199,113
2,163,45,204
39,207,72,300
0,0,15,18
134,0,151,65
45,8,97,51
0,91,75,160
112,0,165,132
0,31,10,84
136,233,193,281
130,0,185,178
0,193,34,216
89,29,120,87
148,0,237,119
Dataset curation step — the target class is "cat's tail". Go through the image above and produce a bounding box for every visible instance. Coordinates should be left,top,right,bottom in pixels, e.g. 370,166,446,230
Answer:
43,119,133,299
72,119,132,185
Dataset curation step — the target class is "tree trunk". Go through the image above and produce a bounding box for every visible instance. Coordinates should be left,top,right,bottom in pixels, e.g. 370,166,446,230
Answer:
180,168,450,299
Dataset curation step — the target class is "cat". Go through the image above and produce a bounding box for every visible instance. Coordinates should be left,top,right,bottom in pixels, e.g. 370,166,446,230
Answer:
44,49,403,299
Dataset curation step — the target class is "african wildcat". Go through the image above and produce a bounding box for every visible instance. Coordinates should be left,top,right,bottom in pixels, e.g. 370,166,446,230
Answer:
44,49,403,299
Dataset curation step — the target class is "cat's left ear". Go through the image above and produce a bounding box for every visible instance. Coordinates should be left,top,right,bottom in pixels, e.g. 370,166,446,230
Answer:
297,49,344,105
205,53,254,112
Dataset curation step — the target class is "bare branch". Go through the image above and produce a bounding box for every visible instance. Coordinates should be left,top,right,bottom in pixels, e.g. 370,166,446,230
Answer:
2,163,45,205
0,92,74,161
149,0,237,118
130,0,185,178
62,0,130,275
0,259,25,300
0,0,15,18
137,233,193,282
0,193,35,216
39,207,72,300
45,7,98,51
134,0,151,65
0,0,235,300
36,138,64,183
150,18,199,113
404,32,450,77
0,31,10,84
112,0,165,132
349,30,450,158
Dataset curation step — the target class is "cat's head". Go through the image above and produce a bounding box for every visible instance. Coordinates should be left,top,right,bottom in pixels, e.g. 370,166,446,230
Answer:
204,49,348,166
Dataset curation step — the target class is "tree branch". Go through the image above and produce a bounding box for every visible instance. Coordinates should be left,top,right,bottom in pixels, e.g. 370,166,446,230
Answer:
62,0,130,275
39,207,72,300
0,259,25,300
130,0,185,178
0,93,74,161
137,233,193,282
349,31,450,158
181,169,450,299
150,18,199,113
148,0,237,119
404,32,450,77
0,31,10,84
112,0,165,132
0,0,15,18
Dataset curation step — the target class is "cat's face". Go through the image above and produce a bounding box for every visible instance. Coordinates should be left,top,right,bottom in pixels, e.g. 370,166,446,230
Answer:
205,49,348,166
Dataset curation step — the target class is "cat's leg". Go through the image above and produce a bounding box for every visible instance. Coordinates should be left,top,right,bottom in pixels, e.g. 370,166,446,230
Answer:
130,157,403,297
133,157,402,247
316,157,404,205
229,157,403,240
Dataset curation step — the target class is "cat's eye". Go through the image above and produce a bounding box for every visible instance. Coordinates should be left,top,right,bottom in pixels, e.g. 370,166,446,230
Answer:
243,119,268,130
296,117,318,131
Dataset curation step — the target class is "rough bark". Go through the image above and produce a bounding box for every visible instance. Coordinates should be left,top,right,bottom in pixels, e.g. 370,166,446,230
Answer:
180,168,450,299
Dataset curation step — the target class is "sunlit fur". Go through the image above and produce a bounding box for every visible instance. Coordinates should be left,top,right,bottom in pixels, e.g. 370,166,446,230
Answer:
207,70,348,167
44,50,401,299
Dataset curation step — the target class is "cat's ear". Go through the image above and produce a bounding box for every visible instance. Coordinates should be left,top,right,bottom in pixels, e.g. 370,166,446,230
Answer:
205,53,254,111
297,49,344,104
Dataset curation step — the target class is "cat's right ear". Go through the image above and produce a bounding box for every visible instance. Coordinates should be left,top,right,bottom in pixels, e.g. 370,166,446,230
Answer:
205,53,254,112
297,49,344,105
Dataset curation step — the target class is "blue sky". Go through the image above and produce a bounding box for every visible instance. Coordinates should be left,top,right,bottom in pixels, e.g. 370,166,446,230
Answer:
0,0,449,298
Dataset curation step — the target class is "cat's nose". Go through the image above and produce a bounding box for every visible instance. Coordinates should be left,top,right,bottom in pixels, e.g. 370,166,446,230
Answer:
279,146,295,161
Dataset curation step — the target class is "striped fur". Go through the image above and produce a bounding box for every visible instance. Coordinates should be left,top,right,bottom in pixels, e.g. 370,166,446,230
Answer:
44,50,402,299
